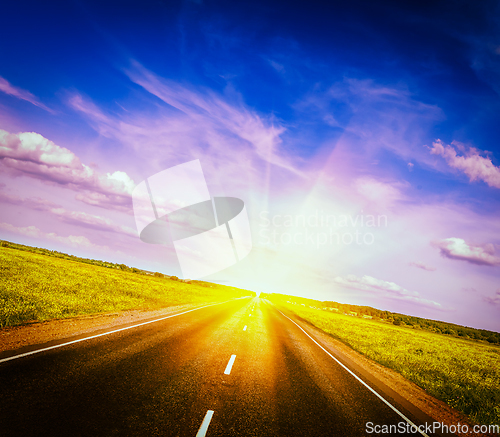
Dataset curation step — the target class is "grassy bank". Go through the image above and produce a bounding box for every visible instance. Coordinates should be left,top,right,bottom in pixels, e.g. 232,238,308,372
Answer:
271,299,500,426
0,245,253,327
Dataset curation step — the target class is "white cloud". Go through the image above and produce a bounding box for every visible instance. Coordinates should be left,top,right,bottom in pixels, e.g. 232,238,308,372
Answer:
433,238,500,266
0,130,79,167
334,274,442,309
0,129,135,211
0,76,53,112
429,140,500,189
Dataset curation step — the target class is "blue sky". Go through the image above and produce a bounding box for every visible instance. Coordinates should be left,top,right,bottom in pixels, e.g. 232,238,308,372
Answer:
1,0,500,330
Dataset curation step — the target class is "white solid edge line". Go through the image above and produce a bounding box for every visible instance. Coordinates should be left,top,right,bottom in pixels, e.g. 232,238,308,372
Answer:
243,325,247,331
0,300,234,364
224,354,237,375
277,309,430,437
196,410,214,437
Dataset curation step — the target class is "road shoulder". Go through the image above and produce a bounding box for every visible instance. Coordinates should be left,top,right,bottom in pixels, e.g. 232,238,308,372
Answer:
0,304,203,353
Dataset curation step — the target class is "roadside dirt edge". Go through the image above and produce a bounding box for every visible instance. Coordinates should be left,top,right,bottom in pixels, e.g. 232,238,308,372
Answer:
0,304,203,353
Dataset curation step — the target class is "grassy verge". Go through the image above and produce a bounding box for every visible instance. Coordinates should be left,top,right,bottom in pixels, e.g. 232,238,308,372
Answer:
0,246,253,327
273,300,500,426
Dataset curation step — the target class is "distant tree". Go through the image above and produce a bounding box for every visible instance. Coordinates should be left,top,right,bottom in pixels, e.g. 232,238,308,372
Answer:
170,276,179,281
154,272,164,278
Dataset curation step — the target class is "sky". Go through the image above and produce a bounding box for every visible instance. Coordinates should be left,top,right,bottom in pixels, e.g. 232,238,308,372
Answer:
1,0,500,331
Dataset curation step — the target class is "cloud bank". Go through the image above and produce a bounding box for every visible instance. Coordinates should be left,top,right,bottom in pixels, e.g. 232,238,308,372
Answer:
0,129,135,211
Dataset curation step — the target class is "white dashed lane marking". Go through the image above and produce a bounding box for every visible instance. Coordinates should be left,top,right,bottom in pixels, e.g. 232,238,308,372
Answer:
196,410,214,437
224,355,237,375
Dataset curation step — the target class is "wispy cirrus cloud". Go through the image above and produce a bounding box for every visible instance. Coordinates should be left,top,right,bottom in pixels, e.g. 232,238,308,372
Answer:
0,76,53,113
121,61,299,175
409,261,437,271
429,140,500,189
67,93,117,138
0,129,135,212
0,191,60,211
0,192,136,236
50,208,136,236
433,238,500,266
355,177,405,210
334,274,442,309
0,222,107,250
483,289,500,306
293,78,443,164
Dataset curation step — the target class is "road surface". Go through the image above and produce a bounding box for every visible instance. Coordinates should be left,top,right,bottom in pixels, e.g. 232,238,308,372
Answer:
0,298,451,436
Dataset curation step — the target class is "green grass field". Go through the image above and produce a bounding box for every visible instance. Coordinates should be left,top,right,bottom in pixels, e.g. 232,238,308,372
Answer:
272,299,500,426
0,246,253,327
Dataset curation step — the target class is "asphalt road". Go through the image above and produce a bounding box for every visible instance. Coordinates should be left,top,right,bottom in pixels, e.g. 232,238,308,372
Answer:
0,298,450,436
